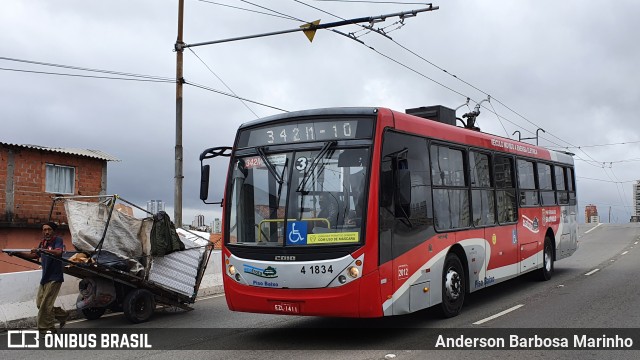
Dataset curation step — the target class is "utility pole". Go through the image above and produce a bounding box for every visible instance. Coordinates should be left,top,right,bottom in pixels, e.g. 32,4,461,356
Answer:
174,0,184,228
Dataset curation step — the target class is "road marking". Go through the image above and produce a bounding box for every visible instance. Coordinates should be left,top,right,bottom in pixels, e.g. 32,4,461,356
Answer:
473,304,524,325
585,269,600,276
621,251,628,255
198,293,225,300
634,241,638,245
67,310,121,325
584,223,602,234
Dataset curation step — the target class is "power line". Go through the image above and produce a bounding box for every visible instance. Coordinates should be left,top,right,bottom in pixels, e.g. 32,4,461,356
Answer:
197,0,619,168
488,99,509,137
580,203,635,208
292,2,614,165
577,176,637,184
184,81,289,112
311,0,429,4
1,55,288,115
0,67,174,83
575,157,640,165
601,166,629,216
188,48,260,118
0,56,174,81
192,1,633,169
196,0,296,20
290,1,541,137
547,140,640,149
239,0,302,21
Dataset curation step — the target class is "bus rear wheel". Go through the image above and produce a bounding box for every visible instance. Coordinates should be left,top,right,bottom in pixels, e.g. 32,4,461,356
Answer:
538,236,554,281
440,253,465,318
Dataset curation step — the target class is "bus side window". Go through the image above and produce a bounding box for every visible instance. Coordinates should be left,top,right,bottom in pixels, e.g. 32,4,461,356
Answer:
379,130,432,234
517,159,538,206
431,144,468,230
538,163,555,205
555,165,569,205
494,155,517,223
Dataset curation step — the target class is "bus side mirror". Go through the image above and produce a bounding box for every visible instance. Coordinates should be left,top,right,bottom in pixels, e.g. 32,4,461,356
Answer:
396,169,412,217
200,164,210,201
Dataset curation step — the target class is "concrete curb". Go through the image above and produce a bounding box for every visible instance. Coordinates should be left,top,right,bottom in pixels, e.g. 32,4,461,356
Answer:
0,251,223,330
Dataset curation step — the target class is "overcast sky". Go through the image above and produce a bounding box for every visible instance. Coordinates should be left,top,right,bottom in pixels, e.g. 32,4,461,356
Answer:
2,0,639,225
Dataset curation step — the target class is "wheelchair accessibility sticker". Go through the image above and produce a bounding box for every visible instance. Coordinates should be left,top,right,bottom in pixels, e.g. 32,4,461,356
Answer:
286,221,308,245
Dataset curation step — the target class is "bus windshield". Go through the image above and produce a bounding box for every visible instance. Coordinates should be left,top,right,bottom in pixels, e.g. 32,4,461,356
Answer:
227,145,370,247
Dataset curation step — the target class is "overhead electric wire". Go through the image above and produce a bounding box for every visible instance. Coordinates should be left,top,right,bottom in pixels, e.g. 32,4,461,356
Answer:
197,1,638,221
574,157,640,165
292,1,616,165
193,0,639,176
5,1,614,174
239,0,301,21
0,67,174,83
185,80,289,112
488,99,509,137
290,1,530,132
601,166,629,214
0,56,174,82
311,0,429,4
1,55,288,114
573,157,611,169
196,0,296,20
577,176,637,184
197,1,473,118
547,140,640,149
188,48,260,118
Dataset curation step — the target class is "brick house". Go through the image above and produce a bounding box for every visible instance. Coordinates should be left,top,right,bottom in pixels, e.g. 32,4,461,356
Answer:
0,142,118,273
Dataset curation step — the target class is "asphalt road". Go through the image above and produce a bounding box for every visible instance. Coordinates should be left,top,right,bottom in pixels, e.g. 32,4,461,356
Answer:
2,223,640,360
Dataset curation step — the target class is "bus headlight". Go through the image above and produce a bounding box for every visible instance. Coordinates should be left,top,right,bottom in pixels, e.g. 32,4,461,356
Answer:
347,266,359,278
338,275,347,284
228,265,236,275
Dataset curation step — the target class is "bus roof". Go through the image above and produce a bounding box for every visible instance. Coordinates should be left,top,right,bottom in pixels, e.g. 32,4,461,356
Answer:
238,107,379,130
236,106,574,165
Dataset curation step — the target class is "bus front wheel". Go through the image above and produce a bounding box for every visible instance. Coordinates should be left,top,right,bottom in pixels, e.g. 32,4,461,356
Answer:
440,253,465,318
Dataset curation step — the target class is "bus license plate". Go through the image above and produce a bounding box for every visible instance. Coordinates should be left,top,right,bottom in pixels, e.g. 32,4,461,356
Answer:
273,301,299,314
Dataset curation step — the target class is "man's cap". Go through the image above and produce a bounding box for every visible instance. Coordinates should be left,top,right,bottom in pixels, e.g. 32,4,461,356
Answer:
43,221,58,231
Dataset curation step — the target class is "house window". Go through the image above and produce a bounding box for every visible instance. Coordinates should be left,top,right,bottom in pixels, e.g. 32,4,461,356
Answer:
46,164,75,194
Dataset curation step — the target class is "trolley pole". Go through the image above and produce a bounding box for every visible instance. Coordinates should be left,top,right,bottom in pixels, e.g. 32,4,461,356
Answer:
174,0,185,228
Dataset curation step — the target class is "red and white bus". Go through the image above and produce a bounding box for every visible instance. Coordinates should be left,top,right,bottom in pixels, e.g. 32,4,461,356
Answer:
199,105,577,318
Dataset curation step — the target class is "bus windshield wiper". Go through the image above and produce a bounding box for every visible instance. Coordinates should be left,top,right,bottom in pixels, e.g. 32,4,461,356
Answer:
257,147,288,208
296,141,336,192
257,147,284,184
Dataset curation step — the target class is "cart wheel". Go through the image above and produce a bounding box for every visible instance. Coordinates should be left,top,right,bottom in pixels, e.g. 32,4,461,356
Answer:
82,307,106,320
123,289,155,324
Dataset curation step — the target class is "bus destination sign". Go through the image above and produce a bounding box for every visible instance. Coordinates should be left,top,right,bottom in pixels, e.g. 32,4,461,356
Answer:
239,119,373,147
